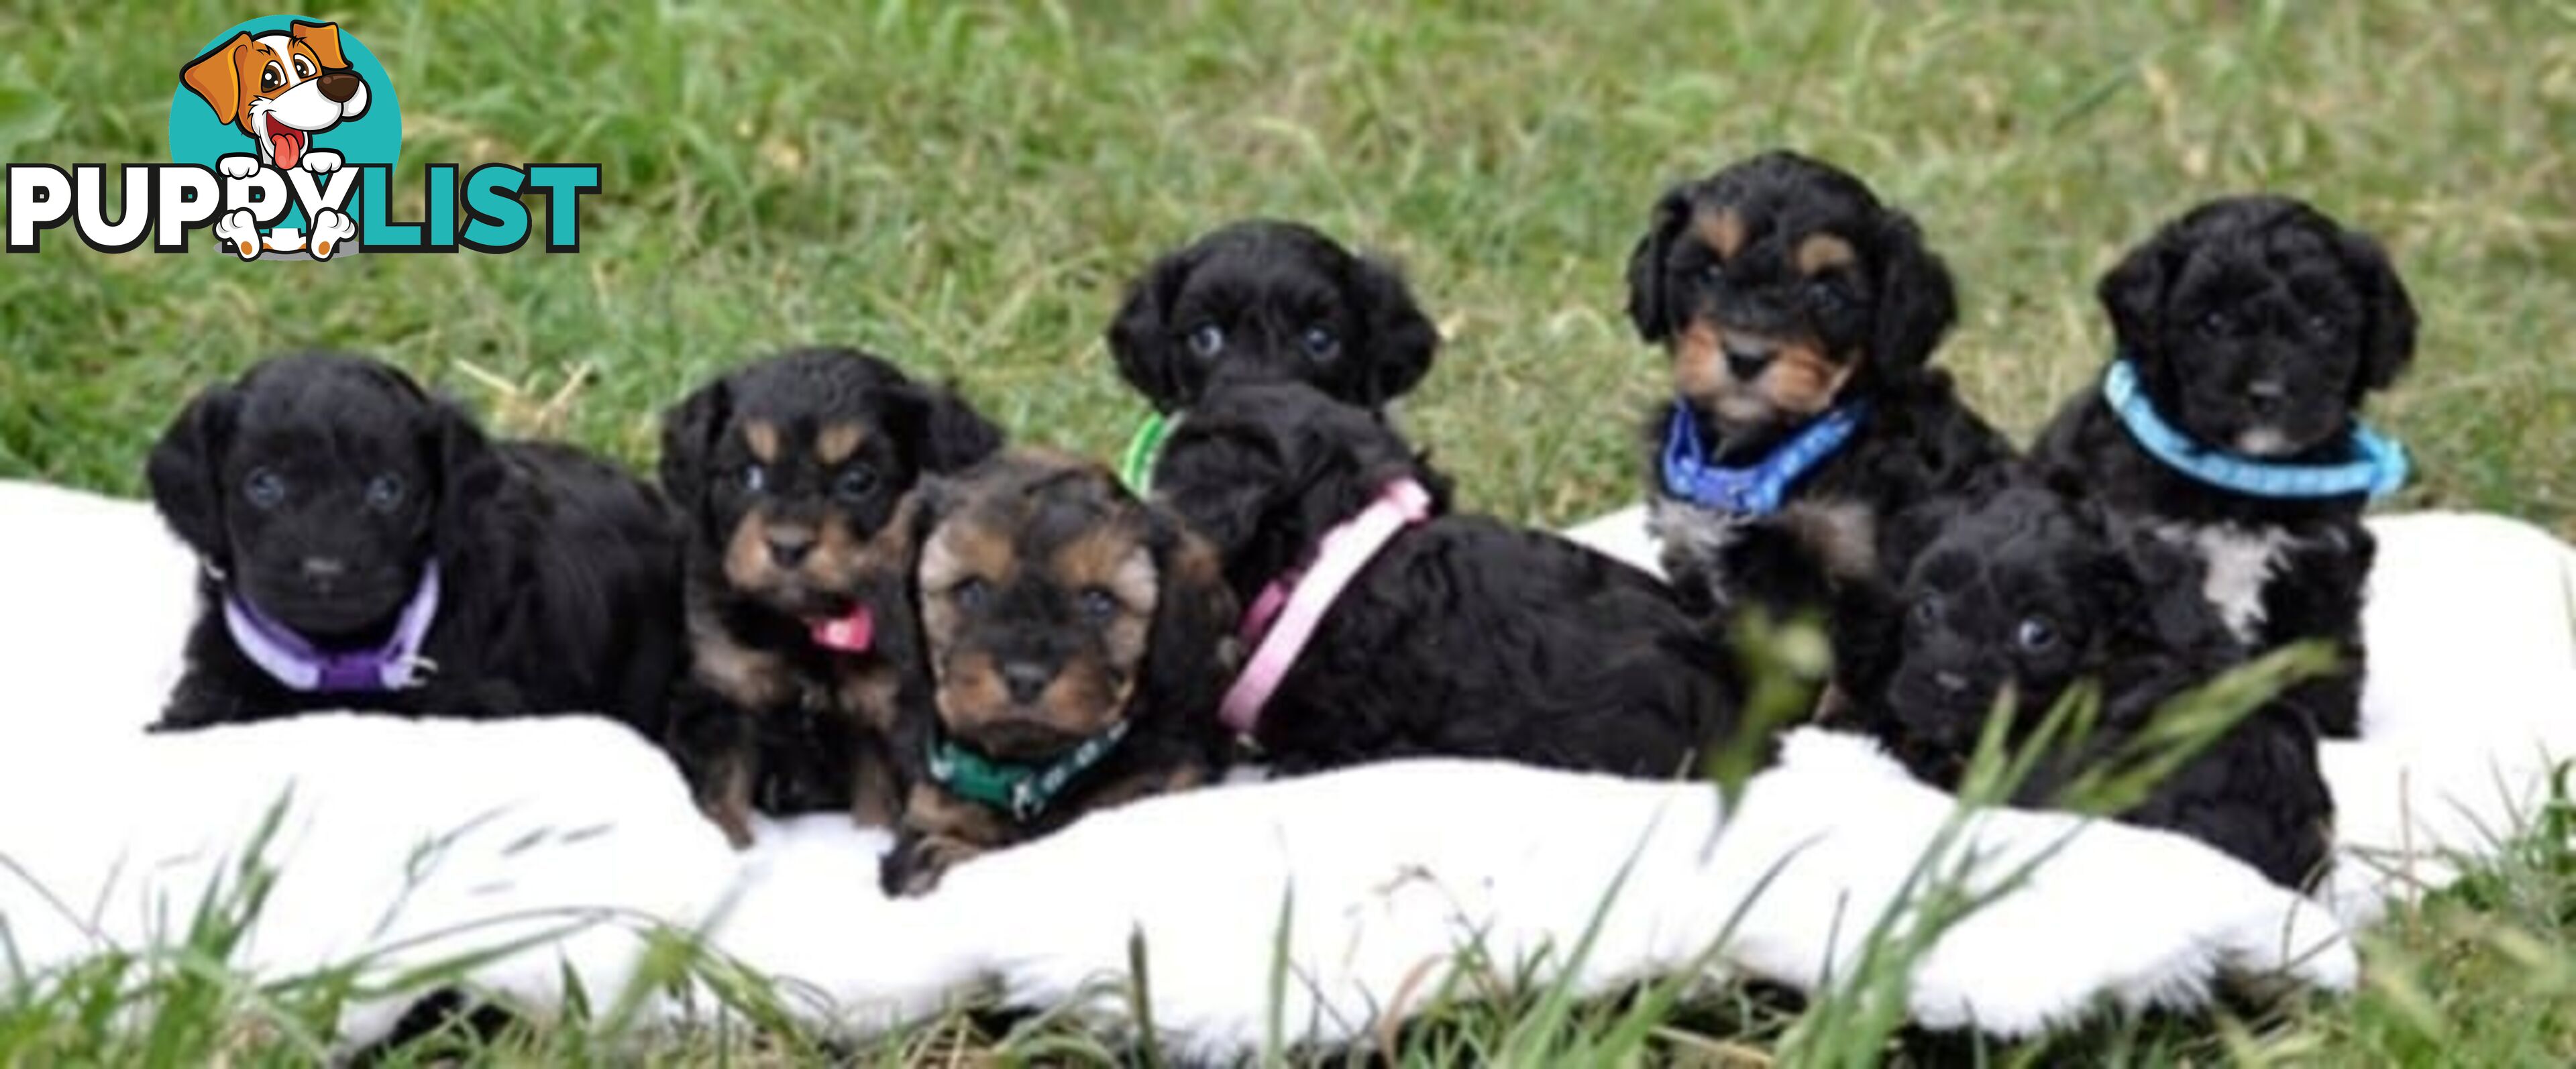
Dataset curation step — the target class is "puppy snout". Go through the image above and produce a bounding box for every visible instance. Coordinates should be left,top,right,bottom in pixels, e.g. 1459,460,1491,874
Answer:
1000,661,1054,705
1721,336,1778,382
316,72,361,103
300,556,347,583
765,526,816,568
1933,670,1972,697
2245,378,2288,414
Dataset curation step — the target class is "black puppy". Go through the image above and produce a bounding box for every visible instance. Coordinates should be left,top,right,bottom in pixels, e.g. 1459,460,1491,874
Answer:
1154,380,1750,777
147,353,682,736
1107,219,1441,414
659,347,1002,848
1627,152,2015,620
2033,196,2417,740
1834,482,2334,890
881,451,1238,895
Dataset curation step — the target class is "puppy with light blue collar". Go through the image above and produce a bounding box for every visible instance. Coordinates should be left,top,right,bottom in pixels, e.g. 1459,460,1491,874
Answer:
2034,194,2418,740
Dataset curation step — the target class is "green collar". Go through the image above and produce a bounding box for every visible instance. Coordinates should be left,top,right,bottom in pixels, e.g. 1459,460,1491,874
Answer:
924,719,1133,822
1119,410,1175,494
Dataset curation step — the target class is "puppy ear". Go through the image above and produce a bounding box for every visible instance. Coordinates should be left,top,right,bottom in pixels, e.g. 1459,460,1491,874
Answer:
1151,418,1287,560
180,34,252,127
1625,186,1692,343
2098,222,2184,361
146,384,242,563
2334,228,2418,397
1868,210,1959,376
433,401,508,551
893,381,1003,473
1108,247,1197,410
1140,512,1241,726
658,378,732,518
1348,255,1441,405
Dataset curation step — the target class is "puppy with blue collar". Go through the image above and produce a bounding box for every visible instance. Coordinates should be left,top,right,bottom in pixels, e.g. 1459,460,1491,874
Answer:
2035,195,2418,740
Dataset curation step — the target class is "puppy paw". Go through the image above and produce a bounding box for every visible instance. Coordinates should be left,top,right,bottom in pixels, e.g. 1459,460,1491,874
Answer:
302,150,342,174
217,154,262,179
882,835,982,897
211,209,262,260
308,209,356,260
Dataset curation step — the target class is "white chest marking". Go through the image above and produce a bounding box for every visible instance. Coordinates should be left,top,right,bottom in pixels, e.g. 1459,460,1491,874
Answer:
2161,524,2295,641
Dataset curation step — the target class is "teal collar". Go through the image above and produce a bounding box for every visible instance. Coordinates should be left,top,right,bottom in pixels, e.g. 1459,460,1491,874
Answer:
2102,359,2408,501
924,719,1132,822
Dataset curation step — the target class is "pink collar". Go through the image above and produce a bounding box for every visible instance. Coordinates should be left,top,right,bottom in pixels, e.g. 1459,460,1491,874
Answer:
1218,477,1434,735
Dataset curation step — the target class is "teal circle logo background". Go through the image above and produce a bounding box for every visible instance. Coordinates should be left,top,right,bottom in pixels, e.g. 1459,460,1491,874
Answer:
167,15,401,228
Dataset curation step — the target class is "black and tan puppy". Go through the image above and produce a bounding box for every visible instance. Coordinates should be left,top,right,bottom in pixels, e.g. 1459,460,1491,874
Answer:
881,451,1238,895
659,347,1002,848
1154,380,1752,777
2034,196,2417,740
147,352,682,735
1834,482,2334,890
1627,151,2015,620
1108,219,1441,413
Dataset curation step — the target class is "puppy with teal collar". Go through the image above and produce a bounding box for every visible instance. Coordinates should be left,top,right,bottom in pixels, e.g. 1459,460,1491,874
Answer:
2034,194,2418,740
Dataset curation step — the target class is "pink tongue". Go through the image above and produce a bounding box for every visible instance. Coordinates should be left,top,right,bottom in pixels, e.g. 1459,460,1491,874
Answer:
809,606,874,653
270,128,303,170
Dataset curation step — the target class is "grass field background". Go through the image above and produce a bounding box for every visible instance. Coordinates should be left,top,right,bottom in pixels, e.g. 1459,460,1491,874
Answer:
2,0,2572,1063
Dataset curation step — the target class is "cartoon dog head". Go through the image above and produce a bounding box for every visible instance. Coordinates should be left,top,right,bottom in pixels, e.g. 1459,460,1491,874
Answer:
181,21,370,171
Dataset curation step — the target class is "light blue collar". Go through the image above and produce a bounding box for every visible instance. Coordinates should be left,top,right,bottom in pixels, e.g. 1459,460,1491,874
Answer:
2102,359,2408,502
1659,398,1868,516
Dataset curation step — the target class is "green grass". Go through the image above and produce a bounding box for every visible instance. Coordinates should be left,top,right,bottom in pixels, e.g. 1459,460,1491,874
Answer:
1,0,2573,1063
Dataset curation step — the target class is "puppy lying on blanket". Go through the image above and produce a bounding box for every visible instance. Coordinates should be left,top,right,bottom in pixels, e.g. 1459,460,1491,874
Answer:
1833,481,2336,889
881,451,1238,894
1152,380,1751,775
145,353,683,736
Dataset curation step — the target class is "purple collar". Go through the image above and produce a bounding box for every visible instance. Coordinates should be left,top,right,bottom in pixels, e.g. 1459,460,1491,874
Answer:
221,561,443,693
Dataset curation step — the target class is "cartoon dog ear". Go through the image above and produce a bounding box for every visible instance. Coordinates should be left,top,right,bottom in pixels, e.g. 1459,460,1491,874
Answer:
1347,254,1441,406
1107,247,1199,411
433,400,508,553
2332,227,2418,398
1868,209,1959,377
1140,512,1242,728
891,380,1004,474
1624,185,1693,343
290,21,350,70
146,382,244,564
180,34,254,127
658,377,733,528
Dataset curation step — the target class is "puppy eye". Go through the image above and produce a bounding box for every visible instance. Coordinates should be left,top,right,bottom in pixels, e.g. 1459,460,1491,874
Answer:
243,468,287,510
1299,326,1339,361
2198,310,2236,337
832,466,878,502
292,55,315,79
2015,616,2059,653
262,63,284,92
741,463,767,493
951,577,990,610
1807,278,1850,311
1187,324,1226,359
1077,588,1120,623
364,473,407,513
1910,598,1940,627
2305,312,2338,336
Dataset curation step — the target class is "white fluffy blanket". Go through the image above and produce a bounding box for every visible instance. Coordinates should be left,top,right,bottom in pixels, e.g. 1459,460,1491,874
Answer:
2,482,2570,1057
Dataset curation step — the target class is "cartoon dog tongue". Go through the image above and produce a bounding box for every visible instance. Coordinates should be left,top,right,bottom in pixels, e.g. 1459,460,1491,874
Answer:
266,116,307,170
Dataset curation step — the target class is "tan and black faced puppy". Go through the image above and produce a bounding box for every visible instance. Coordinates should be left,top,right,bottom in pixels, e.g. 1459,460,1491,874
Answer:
883,450,1238,895
659,347,1002,848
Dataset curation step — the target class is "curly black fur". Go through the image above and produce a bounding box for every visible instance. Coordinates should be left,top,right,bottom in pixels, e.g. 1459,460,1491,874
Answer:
1625,151,2015,621
1107,219,1442,413
1833,481,2335,889
146,353,683,736
879,451,1238,895
1154,380,1750,776
658,347,1003,847
2033,195,2418,740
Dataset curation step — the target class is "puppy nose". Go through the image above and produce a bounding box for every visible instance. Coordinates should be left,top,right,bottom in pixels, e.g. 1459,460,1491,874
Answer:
1721,337,1778,382
765,527,816,567
1000,661,1053,704
2247,380,2288,414
299,556,346,582
316,72,360,103
1933,671,1972,697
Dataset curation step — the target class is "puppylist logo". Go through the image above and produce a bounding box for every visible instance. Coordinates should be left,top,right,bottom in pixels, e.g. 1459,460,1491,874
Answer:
5,15,598,260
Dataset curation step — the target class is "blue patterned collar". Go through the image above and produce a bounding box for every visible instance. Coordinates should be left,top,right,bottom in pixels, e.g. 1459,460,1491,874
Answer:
2103,359,2408,501
1659,398,1868,515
